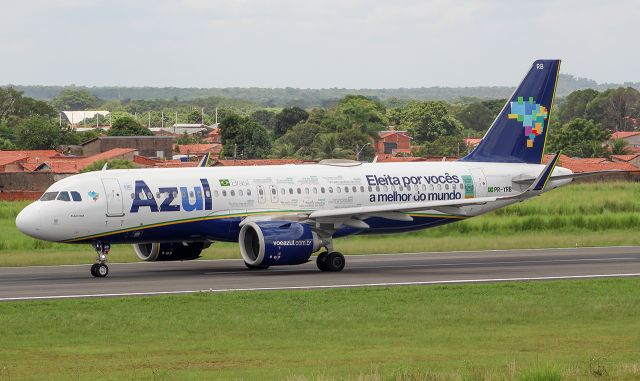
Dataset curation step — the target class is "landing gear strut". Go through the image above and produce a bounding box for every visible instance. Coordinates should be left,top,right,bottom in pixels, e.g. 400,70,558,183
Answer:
316,251,345,272
91,242,110,278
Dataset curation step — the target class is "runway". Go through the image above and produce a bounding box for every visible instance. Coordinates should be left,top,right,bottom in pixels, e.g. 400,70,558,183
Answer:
1,246,640,301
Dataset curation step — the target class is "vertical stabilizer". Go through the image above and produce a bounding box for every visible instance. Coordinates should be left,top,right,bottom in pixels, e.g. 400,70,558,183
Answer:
461,59,561,164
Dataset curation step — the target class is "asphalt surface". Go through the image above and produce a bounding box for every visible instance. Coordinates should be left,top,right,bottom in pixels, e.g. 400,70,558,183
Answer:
1,246,640,301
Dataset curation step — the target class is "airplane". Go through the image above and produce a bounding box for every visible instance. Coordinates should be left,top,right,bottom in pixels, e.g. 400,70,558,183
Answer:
15,59,613,278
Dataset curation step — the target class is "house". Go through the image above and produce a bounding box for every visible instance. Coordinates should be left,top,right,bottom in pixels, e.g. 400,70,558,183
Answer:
376,130,412,156
174,143,222,158
464,138,482,149
610,131,640,153
81,136,175,159
611,153,640,168
0,150,63,172
542,154,639,173
211,159,309,166
203,127,222,144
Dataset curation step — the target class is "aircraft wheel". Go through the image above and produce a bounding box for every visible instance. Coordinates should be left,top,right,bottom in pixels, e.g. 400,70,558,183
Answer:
244,262,269,270
325,252,345,272
92,263,109,278
90,263,99,277
316,251,330,271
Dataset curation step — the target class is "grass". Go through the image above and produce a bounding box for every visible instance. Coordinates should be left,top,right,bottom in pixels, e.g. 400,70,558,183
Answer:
1,278,640,380
1,182,640,266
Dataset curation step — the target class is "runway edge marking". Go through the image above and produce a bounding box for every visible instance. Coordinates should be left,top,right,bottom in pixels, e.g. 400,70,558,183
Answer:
2,273,640,302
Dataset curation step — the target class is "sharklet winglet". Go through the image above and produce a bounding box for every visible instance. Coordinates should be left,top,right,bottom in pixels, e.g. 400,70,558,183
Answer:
530,151,561,192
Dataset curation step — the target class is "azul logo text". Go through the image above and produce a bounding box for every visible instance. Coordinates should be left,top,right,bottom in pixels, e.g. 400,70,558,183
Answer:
130,179,212,213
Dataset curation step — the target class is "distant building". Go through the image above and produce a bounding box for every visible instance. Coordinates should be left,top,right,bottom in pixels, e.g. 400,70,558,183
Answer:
174,143,222,158
81,136,175,159
61,111,109,127
376,129,412,156
611,153,640,168
611,131,640,153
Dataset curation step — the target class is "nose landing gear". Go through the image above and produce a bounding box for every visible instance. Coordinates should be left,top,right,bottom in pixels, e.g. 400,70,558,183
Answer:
91,242,110,278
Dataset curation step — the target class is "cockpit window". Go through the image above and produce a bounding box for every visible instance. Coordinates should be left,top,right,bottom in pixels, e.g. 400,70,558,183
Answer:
70,191,82,202
57,191,71,201
40,192,58,201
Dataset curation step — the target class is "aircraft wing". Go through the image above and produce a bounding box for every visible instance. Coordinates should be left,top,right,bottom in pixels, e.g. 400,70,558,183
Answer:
512,169,635,185
241,152,564,231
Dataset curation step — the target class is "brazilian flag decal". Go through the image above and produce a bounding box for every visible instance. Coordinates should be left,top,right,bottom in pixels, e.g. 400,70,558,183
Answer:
219,179,230,186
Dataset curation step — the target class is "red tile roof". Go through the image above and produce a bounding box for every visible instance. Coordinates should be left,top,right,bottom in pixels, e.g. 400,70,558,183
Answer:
543,154,639,173
611,131,640,139
176,144,222,155
610,154,640,162
212,159,308,166
378,131,411,139
133,155,162,166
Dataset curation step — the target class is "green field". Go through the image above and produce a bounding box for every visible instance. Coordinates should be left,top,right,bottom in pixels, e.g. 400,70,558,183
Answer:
1,278,639,380
1,182,640,266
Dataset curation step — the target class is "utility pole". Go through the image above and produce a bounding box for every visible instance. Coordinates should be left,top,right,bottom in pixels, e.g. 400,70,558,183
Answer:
215,108,218,124
202,108,205,125
161,111,164,128
96,113,99,128
59,112,62,127
109,113,112,127
148,112,151,128
175,112,178,134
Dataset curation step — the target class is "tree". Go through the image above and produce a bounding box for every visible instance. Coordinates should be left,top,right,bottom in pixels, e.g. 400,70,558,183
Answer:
274,107,309,137
454,102,495,133
585,87,640,131
333,95,388,136
220,114,272,159
548,118,610,158
81,159,138,172
186,110,203,124
419,135,466,157
556,89,599,125
52,89,100,110
250,110,278,131
107,116,153,136
390,101,463,144
609,138,631,155
15,116,78,149
312,133,353,159
0,87,56,123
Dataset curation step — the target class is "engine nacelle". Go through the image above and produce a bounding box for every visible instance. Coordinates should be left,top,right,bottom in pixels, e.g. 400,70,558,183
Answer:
133,242,206,262
239,221,321,267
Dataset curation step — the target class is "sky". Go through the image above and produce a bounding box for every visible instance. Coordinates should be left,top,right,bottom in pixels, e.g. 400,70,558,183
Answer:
1,0,638,88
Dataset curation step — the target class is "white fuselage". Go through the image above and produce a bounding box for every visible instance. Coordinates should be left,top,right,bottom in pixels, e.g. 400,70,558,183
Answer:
16,161,572,244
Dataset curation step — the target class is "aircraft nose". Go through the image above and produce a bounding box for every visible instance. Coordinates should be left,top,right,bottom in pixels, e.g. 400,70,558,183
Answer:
16,203,42,239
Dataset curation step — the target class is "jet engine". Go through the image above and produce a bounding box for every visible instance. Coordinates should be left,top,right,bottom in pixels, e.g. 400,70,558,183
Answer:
239,221,322,268
133,242,207,262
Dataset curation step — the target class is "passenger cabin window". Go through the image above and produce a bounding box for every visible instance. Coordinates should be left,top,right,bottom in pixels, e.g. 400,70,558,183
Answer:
247,189,252,196
222,190,227,197
57,192,71,201
70,191,82,202
40,192,58,201
214,190,219,197
230,190,235,196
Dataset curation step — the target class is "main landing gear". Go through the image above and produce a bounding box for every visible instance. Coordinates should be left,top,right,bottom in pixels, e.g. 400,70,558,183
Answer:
91,242,110,278
316,251,345,272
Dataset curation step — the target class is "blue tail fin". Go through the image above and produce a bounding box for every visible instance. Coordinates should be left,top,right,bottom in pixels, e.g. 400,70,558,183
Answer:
461,59,561,164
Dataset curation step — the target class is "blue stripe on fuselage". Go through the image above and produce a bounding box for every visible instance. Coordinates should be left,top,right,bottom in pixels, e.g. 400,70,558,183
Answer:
69,215,465,244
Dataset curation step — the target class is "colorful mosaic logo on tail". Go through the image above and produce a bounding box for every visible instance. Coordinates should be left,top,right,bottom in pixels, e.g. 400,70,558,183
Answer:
508,96,548,148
